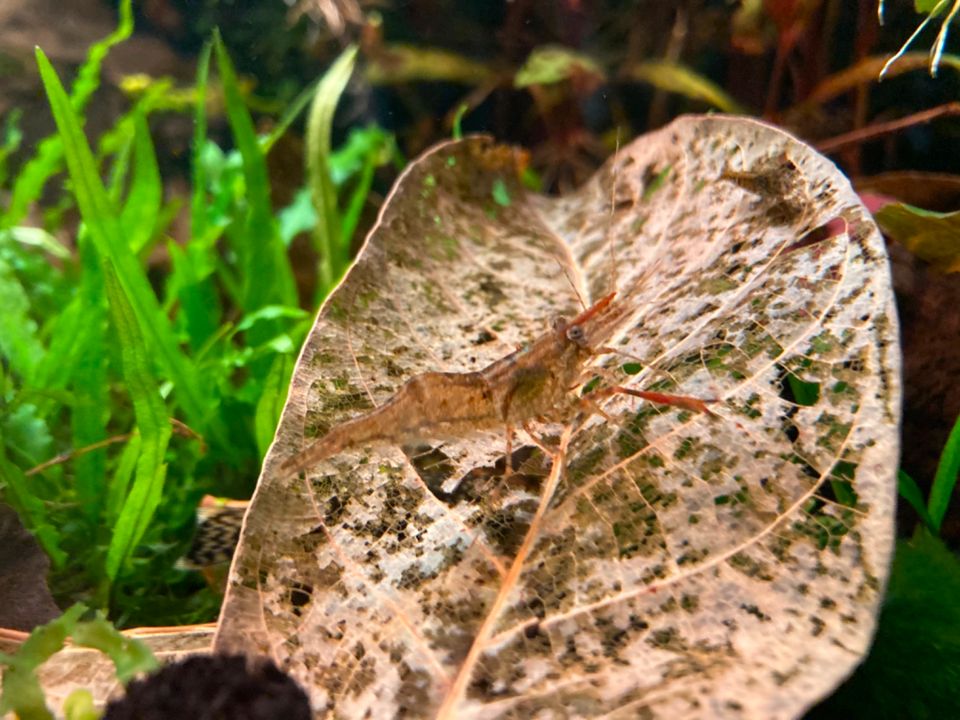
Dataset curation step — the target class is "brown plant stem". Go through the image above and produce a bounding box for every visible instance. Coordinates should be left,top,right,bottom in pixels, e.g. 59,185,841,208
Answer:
816,102,960,153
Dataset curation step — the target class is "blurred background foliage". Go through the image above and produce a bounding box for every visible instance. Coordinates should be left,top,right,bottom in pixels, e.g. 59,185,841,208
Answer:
1,3,960,715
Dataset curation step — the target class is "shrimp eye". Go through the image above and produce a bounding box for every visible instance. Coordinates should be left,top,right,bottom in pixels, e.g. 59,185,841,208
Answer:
566,324,586,345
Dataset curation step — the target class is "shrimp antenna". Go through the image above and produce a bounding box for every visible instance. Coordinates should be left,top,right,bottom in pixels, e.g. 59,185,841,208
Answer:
606,127,622,297
554,258,588,311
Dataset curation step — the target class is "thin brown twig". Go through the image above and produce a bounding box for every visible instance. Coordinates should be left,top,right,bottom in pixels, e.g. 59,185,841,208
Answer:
25,418,206,476
26,434,132,476
816,102,960,153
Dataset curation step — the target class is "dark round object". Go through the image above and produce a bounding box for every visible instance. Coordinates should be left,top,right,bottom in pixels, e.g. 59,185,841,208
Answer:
102,653,311,720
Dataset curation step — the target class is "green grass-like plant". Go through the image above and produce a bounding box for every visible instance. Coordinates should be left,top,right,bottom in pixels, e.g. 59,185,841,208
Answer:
898,410,960,535
0,4,396,626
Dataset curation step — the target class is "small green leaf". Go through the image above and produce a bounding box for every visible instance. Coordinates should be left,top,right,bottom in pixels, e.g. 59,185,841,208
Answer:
327,125,395,185
69,614,158,681
0,604,86,720
168,241,221,351
786,373,820,407
875,202,960,273
492,178,511,207
0,254,45,382
278,187,318,246
7,227,71,259
898,469,937,532
333,127,397,245
365,44,492,85
3,403,53,464
451,103,469,140
514,45,605,87
235,305,310,333
32,234,107,424
0,605,157,720
62,689,98,720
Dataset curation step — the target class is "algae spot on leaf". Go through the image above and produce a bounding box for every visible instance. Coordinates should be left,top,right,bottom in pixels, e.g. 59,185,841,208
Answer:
642,163,672,201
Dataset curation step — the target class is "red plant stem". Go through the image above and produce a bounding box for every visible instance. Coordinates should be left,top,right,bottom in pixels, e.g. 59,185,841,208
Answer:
816,102,960,153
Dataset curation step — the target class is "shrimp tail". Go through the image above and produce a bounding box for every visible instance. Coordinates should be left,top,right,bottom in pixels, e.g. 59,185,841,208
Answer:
280,410,385,475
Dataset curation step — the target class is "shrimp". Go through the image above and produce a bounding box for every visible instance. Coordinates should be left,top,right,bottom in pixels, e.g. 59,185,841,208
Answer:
280,290,713,477
280,292,617,476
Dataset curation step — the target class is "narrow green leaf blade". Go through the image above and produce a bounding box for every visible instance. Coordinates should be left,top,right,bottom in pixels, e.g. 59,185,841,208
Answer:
929,411,960,533
119,112,162,253
68,235,108,519
191,41,213,243
340,155,377,246
262,78,320,155
101,263,172,581
105,434,141,526
213,34,297,312
306,45,358,292
898,469,937,532
625,60,747,114
255,353,294,458
327,125,396,245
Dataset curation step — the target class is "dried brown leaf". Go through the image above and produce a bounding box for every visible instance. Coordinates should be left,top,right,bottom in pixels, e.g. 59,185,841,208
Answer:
216,115,900,719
